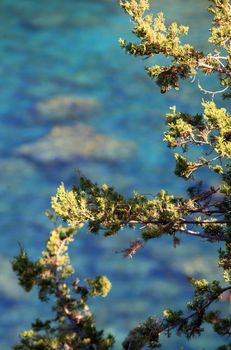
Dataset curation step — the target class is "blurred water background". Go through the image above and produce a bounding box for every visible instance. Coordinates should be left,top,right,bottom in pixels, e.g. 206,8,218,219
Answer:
0,0,230,349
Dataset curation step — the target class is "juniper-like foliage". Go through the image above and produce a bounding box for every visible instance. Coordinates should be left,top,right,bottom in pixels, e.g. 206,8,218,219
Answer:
13,1,231,349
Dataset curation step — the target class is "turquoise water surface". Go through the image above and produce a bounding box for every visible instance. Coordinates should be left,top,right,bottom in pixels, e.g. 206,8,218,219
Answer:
0,0,230,349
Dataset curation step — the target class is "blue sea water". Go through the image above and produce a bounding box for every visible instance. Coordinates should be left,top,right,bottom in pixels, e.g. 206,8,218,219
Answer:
0,0,230,349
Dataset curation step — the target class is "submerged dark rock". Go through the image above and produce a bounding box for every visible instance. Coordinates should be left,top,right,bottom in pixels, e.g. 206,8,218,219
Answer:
17,123,136,163
36,95,101,121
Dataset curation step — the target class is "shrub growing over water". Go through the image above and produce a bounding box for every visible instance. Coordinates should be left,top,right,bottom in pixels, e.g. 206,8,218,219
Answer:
12,1,230,349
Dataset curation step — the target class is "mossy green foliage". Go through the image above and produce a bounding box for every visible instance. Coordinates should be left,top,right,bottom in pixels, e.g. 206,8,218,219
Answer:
12,225,114,349
120,0,231,95
13,1,230,349
165,101,231,163
86,276,112,298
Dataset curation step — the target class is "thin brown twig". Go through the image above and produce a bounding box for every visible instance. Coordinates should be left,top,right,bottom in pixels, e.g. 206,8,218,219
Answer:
124,219,231,225
178,228,225,240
